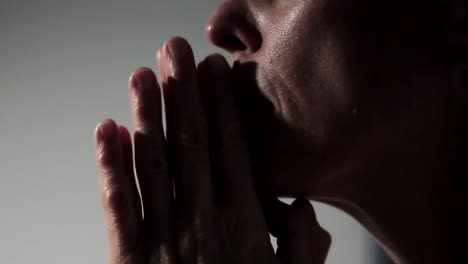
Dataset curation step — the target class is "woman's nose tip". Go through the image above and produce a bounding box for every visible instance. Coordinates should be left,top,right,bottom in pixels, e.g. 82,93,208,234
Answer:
204,3,262,54
205,23,248,52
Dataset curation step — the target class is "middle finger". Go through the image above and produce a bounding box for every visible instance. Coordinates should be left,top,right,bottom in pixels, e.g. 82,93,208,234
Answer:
159,37,215,261
129,67,174,261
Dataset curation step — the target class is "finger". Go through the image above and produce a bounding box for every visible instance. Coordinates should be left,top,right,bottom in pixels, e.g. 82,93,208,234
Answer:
160,37,214,261
118,124,134,177
161,37,213,207
198,55,275,260
118,124,142,225
197,54,258,208
128,68,175,261
94,119,143,263
262,197,331,264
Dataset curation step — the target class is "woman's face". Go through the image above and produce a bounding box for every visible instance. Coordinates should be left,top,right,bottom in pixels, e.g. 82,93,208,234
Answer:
205,0,452,196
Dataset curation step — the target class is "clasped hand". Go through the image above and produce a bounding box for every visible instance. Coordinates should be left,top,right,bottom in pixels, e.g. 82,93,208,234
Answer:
94,37,330,264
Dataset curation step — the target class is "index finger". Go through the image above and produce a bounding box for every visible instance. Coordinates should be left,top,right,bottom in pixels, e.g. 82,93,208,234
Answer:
197,54,257,207
262,197,331,264
94,119,143,263
128,67,175,260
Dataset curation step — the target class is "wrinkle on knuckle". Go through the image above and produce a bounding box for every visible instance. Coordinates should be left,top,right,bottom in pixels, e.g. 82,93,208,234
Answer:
175,213,216,262
97,147,118,167
115,243,146,264
174,126,208,151
177,229,195,262
116,254,135,264
134,104,159,126
104,183,128,214
147,245,174,264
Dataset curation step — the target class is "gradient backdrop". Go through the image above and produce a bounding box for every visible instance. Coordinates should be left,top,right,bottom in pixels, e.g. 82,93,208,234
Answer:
0,0,379,263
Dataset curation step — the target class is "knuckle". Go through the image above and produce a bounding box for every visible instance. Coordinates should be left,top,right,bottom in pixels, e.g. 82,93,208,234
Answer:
137,165,168,179
222,122,245,149
116,253,139,264
103,183,128,214
97,146,118,167
175,126,208,150
134,137,168,174
147,245,173,264
134,103,159,127
319,227,332,248
136,154,168,175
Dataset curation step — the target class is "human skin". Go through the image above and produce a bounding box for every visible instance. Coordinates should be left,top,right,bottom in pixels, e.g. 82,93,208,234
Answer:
94,40,331,263
204,0,467,263
94,0,466,263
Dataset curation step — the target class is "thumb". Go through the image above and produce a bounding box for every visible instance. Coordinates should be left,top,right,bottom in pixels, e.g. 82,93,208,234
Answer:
262,197,331,264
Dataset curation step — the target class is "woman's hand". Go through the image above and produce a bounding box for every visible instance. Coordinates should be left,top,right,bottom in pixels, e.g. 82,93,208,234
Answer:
93,37,331,264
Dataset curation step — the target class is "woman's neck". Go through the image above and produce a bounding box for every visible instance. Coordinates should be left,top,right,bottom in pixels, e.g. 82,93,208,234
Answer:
318,152,461,263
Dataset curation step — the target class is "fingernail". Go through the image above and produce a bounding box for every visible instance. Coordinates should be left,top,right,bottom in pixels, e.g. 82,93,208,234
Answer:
130,68,154,91
163,43,176,78
165,47,179,78
98,120,116,143
207,54,228,72
157,47,167,82
164,37,191,78
165,37,190,58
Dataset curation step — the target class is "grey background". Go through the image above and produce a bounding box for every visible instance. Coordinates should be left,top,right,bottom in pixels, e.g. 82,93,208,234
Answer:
0,0,375,263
